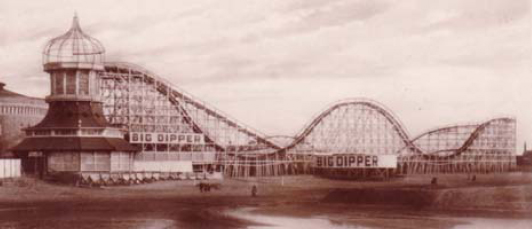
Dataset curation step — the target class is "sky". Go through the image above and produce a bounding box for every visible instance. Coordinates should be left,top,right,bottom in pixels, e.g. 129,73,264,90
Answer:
0,0,530,152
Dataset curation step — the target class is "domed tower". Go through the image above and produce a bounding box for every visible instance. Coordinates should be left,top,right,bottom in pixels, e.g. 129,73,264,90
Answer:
13,16,137,181
43,14,105,102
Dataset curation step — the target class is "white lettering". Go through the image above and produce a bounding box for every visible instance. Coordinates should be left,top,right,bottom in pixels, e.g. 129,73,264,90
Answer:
129,132,205,144
313,155,397,168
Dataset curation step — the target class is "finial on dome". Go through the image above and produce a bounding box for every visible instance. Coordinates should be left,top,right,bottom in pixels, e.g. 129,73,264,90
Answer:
71,12,81,31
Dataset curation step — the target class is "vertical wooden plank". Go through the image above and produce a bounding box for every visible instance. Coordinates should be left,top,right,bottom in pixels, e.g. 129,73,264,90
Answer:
0,160,5,179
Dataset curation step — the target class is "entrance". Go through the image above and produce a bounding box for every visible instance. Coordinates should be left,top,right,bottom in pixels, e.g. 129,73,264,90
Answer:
22,152,46,178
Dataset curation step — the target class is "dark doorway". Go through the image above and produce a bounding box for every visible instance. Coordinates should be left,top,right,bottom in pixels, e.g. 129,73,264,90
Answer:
22,154,46,178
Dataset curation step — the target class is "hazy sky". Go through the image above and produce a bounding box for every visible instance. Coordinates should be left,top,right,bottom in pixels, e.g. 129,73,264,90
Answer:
0,0,530,151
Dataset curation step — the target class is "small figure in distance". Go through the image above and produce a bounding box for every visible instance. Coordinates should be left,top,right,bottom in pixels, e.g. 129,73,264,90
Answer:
471,175,476,182
431,177,438,187
251,184,258,197
198,182,205,193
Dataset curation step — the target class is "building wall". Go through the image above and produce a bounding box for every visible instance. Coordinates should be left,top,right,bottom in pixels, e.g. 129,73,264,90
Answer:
47,151,133,173
0,158,21,179
0,102,47,157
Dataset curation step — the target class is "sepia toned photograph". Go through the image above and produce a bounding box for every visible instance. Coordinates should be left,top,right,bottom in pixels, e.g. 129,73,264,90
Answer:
0,0,531,228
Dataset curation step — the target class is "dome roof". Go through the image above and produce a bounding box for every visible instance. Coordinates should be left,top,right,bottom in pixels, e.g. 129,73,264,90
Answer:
0,82,25,98
0,82,47,106
42,15,105,65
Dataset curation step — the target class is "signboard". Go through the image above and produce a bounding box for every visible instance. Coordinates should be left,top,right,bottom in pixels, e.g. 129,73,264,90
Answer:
313,154,397,169
130,132,205,144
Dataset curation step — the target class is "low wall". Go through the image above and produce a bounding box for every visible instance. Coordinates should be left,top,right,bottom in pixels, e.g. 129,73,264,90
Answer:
0,159,21,179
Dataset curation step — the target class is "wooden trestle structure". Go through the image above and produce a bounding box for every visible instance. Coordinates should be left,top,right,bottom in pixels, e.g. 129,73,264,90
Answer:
220,100,517,178
222,153,312,177
99,63,516,178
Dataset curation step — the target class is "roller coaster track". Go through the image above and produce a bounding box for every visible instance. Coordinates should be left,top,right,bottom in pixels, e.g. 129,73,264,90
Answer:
411,117,515,159
456,117,514,156
410,124,479,143
103,62,280,152
284,98,514,159
285,98,423,154
100,63,514,162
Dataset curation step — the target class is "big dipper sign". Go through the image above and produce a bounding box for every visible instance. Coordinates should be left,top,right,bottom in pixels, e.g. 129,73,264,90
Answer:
313,154,397,168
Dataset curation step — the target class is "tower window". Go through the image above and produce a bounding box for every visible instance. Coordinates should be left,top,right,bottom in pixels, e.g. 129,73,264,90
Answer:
54,72,64,94
79,70,89,95
66,70,76,94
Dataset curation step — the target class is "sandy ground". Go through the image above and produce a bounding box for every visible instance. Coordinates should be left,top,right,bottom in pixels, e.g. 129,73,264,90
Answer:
0,173,531,228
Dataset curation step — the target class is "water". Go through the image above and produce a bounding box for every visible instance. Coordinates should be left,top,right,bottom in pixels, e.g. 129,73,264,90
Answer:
0,219,177,229
228,208,532,229
230,209,369,229
453,218,532,229
0,206,530,229
238,215,532,229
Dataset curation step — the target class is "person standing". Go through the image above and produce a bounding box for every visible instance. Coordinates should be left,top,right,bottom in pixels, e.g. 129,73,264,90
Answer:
251,185,258,197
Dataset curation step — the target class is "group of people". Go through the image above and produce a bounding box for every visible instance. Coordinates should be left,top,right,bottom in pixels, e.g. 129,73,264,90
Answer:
430,174,478,187
196,182,258,197
198,182,220,192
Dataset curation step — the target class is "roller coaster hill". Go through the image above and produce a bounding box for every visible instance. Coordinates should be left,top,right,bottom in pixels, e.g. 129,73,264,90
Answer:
12,16,516,184
100,63,517,179
98,81,517,179
100,74,519,179
269,99,516,179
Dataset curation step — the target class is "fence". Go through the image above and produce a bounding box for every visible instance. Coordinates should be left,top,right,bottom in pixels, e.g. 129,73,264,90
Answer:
0,159,21,179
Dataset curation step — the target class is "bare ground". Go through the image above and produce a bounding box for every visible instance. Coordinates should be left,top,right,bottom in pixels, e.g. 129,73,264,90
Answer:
0,173,531,228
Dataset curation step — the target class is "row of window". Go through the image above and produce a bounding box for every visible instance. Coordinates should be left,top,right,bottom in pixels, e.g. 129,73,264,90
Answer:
0,105,46,116
48,152,132,172
51,70,98,96
139,144,217,152
30,129,104,136
135,151,216,162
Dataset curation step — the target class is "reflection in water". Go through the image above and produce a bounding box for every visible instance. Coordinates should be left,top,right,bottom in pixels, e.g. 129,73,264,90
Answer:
0,217,177,229
228,208,532,229
229,208,369,229
130,219,177,229
1,206,531,229
245,216,364,229
453,218,532,229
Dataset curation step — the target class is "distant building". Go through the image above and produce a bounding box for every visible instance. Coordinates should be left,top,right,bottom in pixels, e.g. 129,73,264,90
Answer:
0,82,47,158
517,150,532,167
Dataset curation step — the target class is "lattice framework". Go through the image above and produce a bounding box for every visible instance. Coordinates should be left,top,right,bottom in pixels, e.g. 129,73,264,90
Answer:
99,62,279,170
